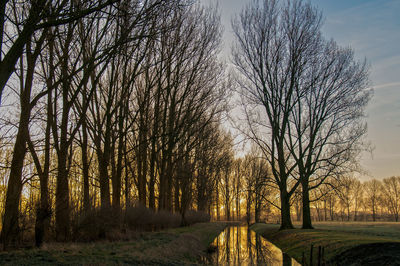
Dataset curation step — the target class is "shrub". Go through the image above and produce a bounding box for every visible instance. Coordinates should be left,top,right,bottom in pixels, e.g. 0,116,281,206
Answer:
183,210,210,225
125,205,155,230
71,205,211,241
124,205,181,231
71,207,120,241
152,210,181,230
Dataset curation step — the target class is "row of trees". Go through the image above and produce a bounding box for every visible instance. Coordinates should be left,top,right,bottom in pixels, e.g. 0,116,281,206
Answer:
2,140,397,239
221,174,400,224
205,149,400,225
321,176,400,222
0,0,379,251
0,0,230,249
209,154,399,224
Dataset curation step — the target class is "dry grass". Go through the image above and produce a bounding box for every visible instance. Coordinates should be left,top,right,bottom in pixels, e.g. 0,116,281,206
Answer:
0,222,227,265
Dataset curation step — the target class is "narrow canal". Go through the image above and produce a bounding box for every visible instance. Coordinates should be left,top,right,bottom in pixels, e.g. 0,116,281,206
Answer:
207,225,300,265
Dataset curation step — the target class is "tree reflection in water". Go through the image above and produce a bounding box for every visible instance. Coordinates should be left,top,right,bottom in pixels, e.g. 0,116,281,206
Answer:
208,226,300,265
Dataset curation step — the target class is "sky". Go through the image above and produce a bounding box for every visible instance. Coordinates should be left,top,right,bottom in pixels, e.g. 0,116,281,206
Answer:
201,0,400,180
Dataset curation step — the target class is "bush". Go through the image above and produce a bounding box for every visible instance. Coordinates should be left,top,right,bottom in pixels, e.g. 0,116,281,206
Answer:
152,210,181,230
71,206,211,241
125,206,181,231
71,207,120,242
125,205,155,230
71,209,100,241
183,210,210,225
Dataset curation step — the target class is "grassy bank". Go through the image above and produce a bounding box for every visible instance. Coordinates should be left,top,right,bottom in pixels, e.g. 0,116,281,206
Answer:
0,222,226,265
251,222,400,264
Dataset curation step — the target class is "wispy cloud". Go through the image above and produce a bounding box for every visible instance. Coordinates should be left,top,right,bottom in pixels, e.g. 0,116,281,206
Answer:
322,0,400,58
372,82,400,90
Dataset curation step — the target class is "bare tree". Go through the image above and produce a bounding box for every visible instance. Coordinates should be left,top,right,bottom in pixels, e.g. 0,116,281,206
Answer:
352,179,363,221
242,150,271,224
220,138,234,221
364,179,382,222
382,176,400,222
153,4,223,211
232,0,371,229
1,0,159,246
0,0,231,248
232,0,304,229
194,121,228,213
289,38,370,229
1,26,47,249
211,131,234,221
233,158,242,220
0,0,119,103
336,176,359,221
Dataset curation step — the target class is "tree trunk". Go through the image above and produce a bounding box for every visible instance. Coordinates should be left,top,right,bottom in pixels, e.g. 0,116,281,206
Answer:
30,31,52,246
255,181,261,223
372,201,376,221
55,25,75,241
216,179,220,221
112,134,123,212
347,205,351,221
112,103,125,215
34,90,52,247
246,189,251,225
148,147,156,210
236,180,240,220
197,167,207,212
124,149,130,210
98,156,111,210
255,198,261,223
55,151,70,241
225,171,230,221
137,125,147,206
301,180,313,229
35,175,50,247
279,189,294,230
160,146,173,211
166,159,173,211
1,126,26,248
1,38,36,247
81,117,90,212
174,173,180,213
158,160,167,211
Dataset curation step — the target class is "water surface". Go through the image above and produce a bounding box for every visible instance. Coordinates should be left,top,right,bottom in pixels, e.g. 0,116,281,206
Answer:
208,225,300,265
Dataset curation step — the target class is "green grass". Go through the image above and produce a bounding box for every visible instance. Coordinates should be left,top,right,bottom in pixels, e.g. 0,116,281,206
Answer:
250,222,400,263
0,222,227,265
308,221,400,239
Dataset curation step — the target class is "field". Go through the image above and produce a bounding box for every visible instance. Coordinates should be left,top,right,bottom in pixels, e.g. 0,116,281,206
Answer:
0,222,226,265
251,221,400,265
